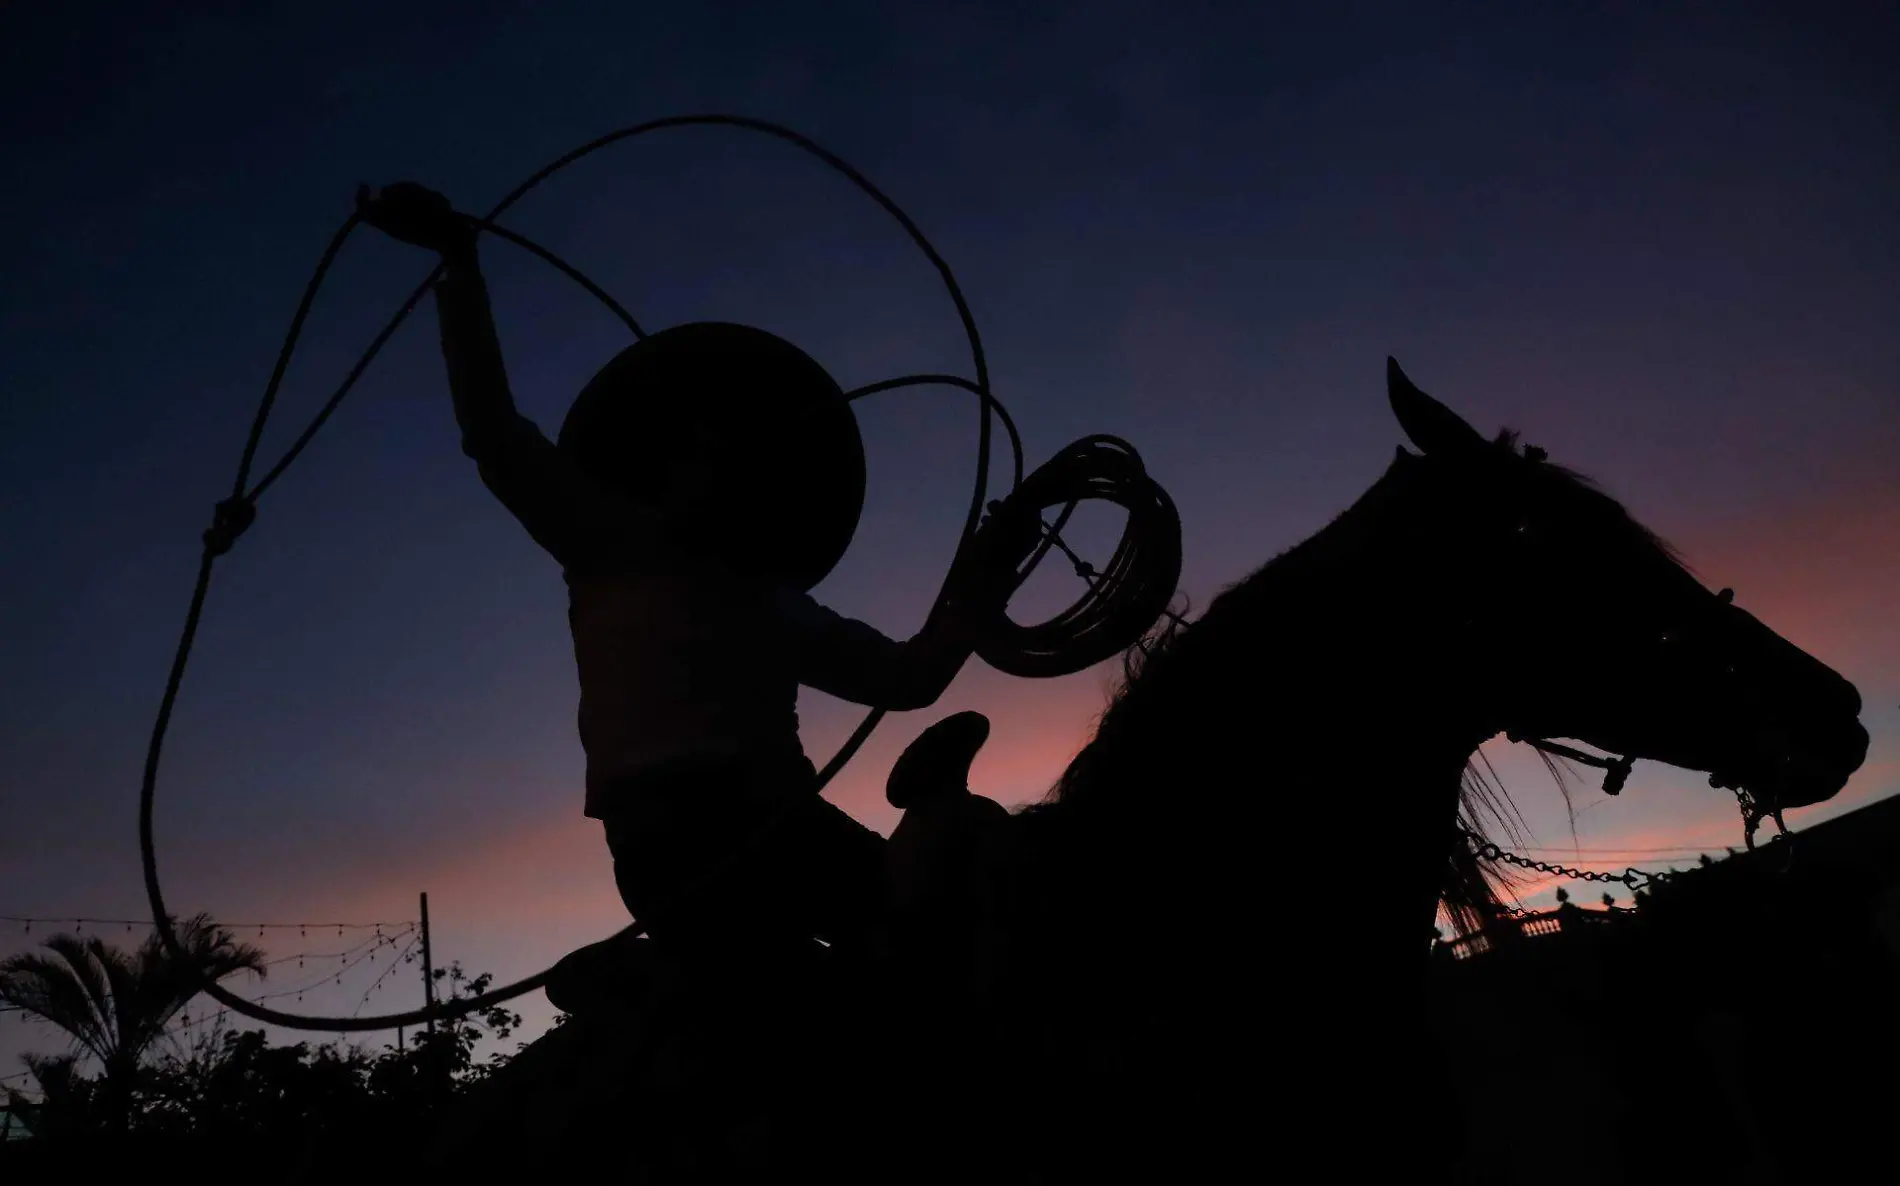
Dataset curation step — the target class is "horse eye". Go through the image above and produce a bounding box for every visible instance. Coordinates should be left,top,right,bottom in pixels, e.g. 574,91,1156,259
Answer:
1660,631,1675,645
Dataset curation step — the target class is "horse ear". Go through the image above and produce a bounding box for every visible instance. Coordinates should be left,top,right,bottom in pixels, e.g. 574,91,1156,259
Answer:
1388,357,1485,457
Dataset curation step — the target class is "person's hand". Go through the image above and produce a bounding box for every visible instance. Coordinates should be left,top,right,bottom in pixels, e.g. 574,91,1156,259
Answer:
951,495,1044,616
354,182,475,255
979,494,1045,575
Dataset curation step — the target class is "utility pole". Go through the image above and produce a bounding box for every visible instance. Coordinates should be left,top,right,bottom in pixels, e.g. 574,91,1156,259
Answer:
419,891,436,1035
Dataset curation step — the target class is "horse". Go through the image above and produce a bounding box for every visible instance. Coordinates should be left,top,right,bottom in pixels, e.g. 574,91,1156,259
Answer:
425,359,1867,1183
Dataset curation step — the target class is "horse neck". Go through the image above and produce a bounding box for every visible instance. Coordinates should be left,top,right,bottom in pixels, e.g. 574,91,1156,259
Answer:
1057,459,1491,949
1010,463,1498,1165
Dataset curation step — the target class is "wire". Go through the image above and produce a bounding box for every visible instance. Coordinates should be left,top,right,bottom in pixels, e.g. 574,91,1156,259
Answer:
140,113,1180,1033
353,934,422,1016
1505,845,1734,856
170,935,423,1033
0,914,410,933
260,926,415,969
247,932,411,1004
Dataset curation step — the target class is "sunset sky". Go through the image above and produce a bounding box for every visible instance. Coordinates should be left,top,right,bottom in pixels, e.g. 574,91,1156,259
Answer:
3,2,1896,1065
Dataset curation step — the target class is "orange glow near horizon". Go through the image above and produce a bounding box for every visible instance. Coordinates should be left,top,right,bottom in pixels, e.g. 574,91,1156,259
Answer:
322,471,1900,944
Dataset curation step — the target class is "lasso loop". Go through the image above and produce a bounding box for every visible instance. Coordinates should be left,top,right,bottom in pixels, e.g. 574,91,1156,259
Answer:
141,115,1179,1031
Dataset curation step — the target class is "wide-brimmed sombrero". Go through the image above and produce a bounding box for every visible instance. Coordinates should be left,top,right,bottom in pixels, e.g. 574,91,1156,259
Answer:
557,322,866,591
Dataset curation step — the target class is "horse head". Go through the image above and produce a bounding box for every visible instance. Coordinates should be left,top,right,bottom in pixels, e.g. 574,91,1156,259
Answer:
1386,358,1867,824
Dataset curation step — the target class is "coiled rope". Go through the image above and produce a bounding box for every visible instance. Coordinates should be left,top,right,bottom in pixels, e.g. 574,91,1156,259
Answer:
141,114,1181,1031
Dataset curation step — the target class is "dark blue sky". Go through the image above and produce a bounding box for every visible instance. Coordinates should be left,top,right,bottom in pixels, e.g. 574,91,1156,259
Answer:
3,2,1896,1053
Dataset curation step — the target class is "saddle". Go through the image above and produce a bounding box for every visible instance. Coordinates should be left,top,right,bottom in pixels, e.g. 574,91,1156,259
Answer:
544,711,1010,1019
453,714,1018,1180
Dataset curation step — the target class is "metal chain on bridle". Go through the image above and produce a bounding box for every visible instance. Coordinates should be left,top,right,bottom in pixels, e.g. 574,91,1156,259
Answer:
1459,829,1676,894
1461,735,1795,901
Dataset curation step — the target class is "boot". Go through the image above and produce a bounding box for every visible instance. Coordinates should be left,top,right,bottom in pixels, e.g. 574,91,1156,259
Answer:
544,927,664,1018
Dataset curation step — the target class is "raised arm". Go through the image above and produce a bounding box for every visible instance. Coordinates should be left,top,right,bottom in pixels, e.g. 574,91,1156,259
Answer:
359,183,658,570
433,245,657,568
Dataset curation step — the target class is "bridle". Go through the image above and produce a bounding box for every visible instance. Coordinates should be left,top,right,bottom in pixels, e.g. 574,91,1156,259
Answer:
1488,442,1795,857
1511,733,1788,854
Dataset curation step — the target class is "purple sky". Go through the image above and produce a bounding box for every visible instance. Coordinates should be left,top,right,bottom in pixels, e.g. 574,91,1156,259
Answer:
3,2,1896,1060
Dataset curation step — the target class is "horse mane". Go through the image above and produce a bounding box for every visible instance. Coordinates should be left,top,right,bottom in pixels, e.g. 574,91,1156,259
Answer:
1038,428,1686,935
1495,429,1689,571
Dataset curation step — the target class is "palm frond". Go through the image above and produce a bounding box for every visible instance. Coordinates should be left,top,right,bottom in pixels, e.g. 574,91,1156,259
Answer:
0,946,115,1064
177,913,269,981
133,915,267,1043
96,939,154,1076
51,935,121,1056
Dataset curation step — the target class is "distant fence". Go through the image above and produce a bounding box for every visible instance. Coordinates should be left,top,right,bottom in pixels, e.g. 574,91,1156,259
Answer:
1435,903,1632,961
